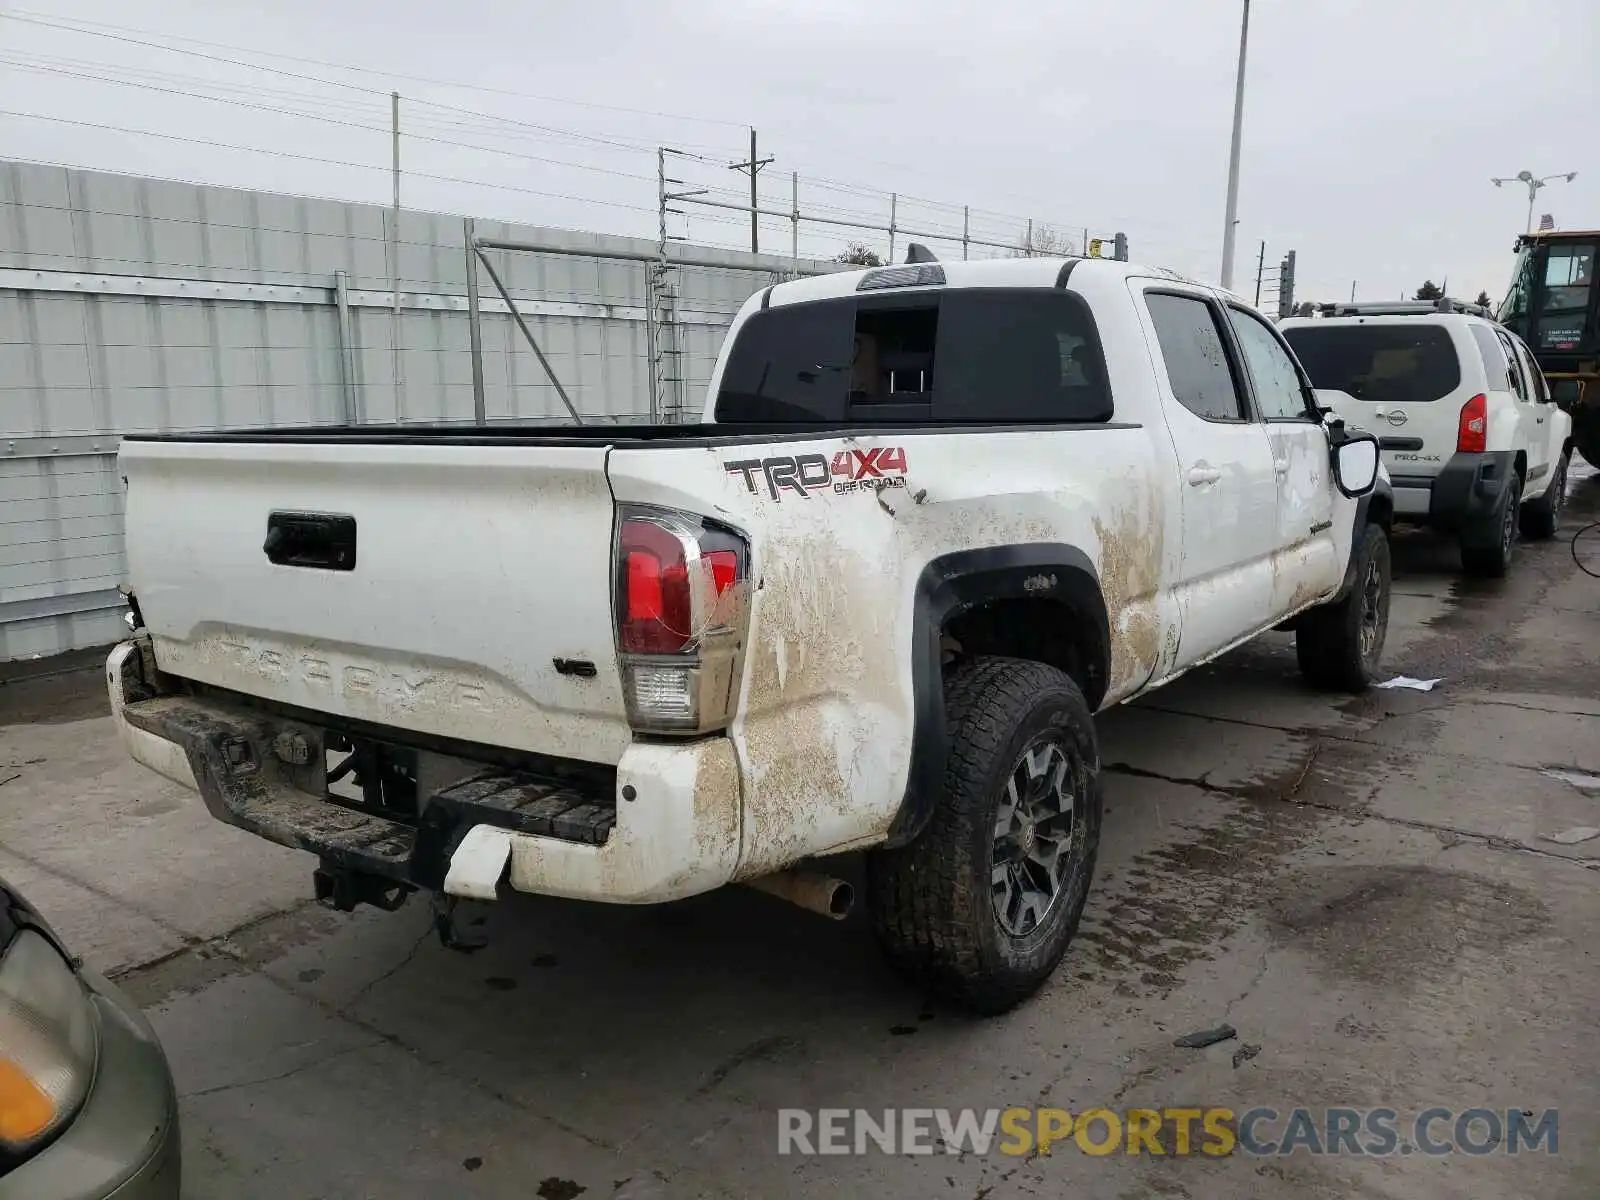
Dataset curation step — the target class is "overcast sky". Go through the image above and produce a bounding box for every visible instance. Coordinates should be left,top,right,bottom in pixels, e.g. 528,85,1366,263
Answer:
2,0,1596,305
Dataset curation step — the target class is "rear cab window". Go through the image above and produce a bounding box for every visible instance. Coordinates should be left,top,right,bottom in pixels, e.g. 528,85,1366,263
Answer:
714,288,1113,424
1280,323,1462,404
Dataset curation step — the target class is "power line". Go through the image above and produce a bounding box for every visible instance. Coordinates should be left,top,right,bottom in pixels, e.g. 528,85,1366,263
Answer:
0,110,660,214
0,11,1159,252
0,59,665,187
3,49,725,164
0,9,746,130
0,9,1092,233
0,12,735,162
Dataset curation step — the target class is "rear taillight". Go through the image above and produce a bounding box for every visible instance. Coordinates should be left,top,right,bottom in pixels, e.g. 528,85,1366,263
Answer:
615,505,750,734
1457,393,1487,453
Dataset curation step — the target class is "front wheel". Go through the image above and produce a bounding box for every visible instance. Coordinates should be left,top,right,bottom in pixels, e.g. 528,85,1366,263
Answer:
1519,451,1570,541
866,657,1102,1016
1296,522,1391,692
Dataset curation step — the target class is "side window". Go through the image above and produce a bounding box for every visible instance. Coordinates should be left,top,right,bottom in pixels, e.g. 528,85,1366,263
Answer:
1226,306,1313,420
1513,338,1549,402
1144,293,1249,422
934,290,1113,423
1469,324,1510,389
1494,330,1528,400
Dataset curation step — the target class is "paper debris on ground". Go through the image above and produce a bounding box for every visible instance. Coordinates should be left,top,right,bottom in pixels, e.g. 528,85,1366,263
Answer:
1375,675,1442,691
1545,827,1600,846
1543,768,1600,791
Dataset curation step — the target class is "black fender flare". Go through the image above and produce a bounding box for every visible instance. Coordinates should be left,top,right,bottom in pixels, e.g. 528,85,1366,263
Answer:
1332,475,1394,604
882,543,1108,848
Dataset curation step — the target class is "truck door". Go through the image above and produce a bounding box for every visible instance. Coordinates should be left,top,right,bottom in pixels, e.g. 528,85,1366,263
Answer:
1510,334,1563,492
1134,285,1281,667
1495,327,1549,488
1221,303,1343,613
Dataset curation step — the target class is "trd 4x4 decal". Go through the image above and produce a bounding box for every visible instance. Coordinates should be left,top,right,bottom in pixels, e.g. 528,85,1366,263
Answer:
724,447,909,500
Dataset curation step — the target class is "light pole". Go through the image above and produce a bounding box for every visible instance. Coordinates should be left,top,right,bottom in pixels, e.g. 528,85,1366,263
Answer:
1492,170,1578,233
1219,0,1251,290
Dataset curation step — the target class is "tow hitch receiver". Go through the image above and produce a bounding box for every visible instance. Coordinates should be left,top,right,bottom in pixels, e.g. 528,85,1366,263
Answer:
313,862,413,913
432,894,493,954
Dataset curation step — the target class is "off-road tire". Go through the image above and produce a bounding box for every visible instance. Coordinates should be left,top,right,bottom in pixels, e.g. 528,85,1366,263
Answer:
1519,451,1569,541
1461,473,1522,578
1296,522,1391,692
866,657,1102,1016
1574,412,1600,469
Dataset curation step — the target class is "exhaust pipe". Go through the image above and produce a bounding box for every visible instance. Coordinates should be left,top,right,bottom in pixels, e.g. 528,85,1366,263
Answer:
744,870,854,920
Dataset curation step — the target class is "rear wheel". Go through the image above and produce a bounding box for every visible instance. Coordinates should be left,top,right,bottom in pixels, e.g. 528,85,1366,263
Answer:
866,657,1102,1016
1461,474,1522,578
1296,522,1391,692
1519,451,1570,541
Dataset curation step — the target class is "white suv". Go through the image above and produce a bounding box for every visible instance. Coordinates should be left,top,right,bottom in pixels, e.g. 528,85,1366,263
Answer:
1281,302,1573,577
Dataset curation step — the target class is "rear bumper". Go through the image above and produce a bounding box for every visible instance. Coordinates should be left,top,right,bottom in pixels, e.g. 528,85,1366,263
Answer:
1391,450,1515,534
106,642,741,905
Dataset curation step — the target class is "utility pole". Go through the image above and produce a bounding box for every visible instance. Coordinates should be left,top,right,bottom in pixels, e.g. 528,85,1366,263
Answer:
1350,281,1356,303
728,128,773,254
1254,240,1267,306
1219,0,1251,290
390,90,402,422
1278,250,1296,319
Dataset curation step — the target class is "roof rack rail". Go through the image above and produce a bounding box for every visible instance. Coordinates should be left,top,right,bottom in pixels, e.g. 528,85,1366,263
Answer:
1317,297,1496,320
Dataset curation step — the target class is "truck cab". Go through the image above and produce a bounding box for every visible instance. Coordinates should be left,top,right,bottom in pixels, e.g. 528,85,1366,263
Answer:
1498,230,1599,465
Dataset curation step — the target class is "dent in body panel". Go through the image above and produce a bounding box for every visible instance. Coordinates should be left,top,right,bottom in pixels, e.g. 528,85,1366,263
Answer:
731,523,908,878
729,430,1179,872
1092,478,1168,702
506,736,741,903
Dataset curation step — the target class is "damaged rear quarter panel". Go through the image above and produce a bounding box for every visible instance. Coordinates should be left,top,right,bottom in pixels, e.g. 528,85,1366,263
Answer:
609,414,1182,877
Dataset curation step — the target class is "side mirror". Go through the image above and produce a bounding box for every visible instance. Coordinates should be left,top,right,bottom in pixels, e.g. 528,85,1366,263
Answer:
1331,434,1380,498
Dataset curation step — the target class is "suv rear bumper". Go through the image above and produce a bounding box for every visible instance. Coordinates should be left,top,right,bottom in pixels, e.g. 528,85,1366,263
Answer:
106,642,741,905
1391,450,1516,533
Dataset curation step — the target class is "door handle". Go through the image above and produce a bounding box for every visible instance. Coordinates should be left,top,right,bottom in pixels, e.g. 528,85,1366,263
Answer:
1187,466,1222,486
1273,459,1289,477
1536,417,1545,424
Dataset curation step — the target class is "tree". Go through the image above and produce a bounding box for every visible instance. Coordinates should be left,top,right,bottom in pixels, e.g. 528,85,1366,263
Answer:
834,242,883,267
1474,290,1493,307
1010,224,1075,258
1292,301,1316,317
1414,279,1444,301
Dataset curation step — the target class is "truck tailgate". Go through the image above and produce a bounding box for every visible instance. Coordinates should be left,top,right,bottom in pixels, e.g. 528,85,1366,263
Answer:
120,438,632,765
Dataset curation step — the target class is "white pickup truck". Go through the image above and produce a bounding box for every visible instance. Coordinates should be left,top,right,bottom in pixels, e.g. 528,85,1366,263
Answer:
109,254,1392,1014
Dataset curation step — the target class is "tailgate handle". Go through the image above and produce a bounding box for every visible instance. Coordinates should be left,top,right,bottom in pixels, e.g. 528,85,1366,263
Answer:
264,511,357,571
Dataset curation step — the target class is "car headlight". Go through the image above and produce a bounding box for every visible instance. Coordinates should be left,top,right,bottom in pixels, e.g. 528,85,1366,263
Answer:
0,931,97,1153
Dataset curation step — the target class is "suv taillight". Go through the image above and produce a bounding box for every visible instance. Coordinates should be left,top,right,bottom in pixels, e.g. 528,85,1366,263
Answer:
1457,393,1487,453
615,505,750,735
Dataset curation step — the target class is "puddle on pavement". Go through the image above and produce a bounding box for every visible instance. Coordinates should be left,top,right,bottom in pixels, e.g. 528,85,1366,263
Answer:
1263,864,1548,989
1081,747,1342,995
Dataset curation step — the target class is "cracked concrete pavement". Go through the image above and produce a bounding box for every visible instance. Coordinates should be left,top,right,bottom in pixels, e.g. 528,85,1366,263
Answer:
2,467,1598,1199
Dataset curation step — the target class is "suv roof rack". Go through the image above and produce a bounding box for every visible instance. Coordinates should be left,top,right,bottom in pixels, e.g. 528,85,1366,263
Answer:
1317,297,1496,320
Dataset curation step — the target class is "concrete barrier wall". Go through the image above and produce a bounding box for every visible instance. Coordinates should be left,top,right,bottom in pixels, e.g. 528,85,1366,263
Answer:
0,160,833,659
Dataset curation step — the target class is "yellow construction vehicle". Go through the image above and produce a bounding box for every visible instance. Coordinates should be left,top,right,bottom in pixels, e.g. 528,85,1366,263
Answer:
1497,230,1599,465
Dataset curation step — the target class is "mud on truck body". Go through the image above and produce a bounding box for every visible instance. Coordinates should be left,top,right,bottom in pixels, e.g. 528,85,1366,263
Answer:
110,254,1392,1014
